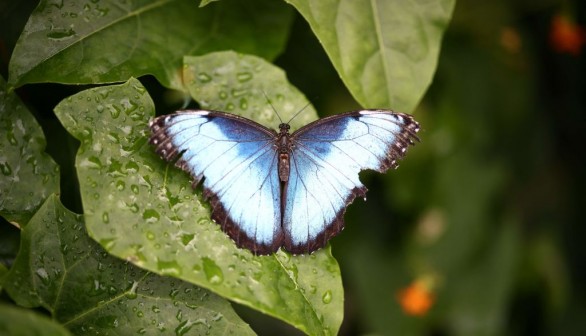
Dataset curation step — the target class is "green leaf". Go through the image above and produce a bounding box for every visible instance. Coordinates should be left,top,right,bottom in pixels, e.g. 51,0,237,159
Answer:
3,194,254,335
53,58,343,335
0,303,72,336
0,76,59,226
182,51,317,131
199,0,221,7
285,0,455,113
8,0,293,90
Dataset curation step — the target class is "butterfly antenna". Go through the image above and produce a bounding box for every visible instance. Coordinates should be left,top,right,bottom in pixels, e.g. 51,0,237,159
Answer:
287,100,313,124
262,90,284,124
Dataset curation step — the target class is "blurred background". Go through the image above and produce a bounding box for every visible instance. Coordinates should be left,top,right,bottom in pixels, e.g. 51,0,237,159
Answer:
272,0,586,335
2,0,585,335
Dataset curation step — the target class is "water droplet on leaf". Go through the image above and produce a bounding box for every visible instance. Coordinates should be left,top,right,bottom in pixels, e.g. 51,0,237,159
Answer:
322,290,332,304
202,257,224,285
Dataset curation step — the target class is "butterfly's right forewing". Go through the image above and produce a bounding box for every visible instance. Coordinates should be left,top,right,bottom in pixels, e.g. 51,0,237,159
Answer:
149,111,283,254
283,110,420,254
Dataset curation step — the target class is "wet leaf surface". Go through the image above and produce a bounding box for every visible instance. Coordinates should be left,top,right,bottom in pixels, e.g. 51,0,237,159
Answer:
0,76,59,226
53,53,343,335
8,0,293,90
3,194,254,335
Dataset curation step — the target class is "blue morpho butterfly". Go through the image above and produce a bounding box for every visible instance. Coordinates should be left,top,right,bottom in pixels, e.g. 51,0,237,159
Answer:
149,104,419,255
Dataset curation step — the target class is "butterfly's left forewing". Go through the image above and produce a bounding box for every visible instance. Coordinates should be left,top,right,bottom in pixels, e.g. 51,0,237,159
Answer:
284,110,419,253
150,111,283,254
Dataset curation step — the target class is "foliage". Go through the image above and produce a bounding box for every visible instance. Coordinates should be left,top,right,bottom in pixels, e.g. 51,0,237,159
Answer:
2,0,584,335
0,0,454,334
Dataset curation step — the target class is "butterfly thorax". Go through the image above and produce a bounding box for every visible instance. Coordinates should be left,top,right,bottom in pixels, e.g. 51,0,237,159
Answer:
277,123,291,182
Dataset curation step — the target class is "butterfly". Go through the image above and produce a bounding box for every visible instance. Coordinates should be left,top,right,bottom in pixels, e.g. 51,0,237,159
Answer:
149,109,419,255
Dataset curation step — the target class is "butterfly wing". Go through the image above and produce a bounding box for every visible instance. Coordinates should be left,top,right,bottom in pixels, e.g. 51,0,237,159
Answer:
284,110,420,253
149,110,283,254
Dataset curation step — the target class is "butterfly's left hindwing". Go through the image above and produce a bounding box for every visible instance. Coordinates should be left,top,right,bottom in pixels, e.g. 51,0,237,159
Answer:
283,110,419,253
149,111,283,254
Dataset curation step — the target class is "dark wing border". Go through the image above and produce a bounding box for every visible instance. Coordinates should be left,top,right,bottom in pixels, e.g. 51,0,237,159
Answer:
149,110,283,255
284,110,420,254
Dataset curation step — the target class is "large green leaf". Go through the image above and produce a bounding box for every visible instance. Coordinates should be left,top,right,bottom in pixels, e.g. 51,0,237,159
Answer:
0,303,72,336
53,57,343,335
182,51,317,131
0,76,59,226
285,0,455,113
8,0,293,90
3,194,254,335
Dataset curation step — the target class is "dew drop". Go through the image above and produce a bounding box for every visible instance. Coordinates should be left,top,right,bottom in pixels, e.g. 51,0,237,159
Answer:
175,320,193,336
131,184,139,194
142,209,160,222
100,237,116,250
197,73,212,83
46,27,76,40
157,259,182,276
0,162,12,176
236,72,252,82
95,315,119,329
239,98,248,110
127,203,139,213
180,233,194,246
109,105,121,119
7,131,17,145
322,290,332,304
202,257,224,285
35,268,50,284
125,281,138,299
230,88,248,97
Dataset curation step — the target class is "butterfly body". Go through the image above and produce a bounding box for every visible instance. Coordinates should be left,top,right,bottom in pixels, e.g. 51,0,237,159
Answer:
150,109,419,255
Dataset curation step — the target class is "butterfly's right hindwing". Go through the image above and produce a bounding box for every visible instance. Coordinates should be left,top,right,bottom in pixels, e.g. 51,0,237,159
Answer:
149,111,283,254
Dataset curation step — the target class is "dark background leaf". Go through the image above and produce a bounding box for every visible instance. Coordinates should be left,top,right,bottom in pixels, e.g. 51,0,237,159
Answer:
0,76,59,226
8,0,293,90
0,303,72,336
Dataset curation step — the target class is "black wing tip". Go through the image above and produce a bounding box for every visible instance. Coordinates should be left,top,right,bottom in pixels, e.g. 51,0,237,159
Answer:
380,112,420,171
149,114,199,182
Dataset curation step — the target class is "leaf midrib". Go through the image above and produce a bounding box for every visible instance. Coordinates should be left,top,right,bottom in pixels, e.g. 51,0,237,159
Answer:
369,0,392,105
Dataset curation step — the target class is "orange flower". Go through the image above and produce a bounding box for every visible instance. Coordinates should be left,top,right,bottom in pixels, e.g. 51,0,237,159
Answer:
397,280,435,316
549,14,585,55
